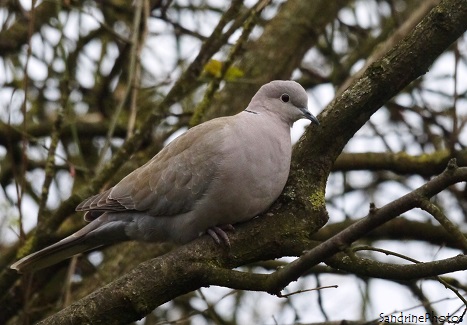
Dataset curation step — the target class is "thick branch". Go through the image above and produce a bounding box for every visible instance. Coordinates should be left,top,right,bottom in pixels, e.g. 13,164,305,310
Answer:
293,0,467,176
39,164,467,324
333,150,467,176
206,253,467,288
259,162,467,294
326,253,467,282
315,218,466,251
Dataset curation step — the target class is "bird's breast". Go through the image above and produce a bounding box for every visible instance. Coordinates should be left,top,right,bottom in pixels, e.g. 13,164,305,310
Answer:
194,119,292,226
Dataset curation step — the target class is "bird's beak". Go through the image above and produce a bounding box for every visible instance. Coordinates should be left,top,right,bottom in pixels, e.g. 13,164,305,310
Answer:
302,108,320,125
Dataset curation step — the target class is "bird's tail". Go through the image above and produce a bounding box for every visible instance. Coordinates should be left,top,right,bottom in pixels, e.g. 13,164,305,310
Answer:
10,216,123,274
10,234,100,274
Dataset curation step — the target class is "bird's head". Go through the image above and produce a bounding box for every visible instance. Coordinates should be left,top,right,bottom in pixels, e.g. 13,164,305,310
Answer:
248,80,320,126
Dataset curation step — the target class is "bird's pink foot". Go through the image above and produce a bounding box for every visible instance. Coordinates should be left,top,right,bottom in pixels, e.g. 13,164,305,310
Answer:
206,224,235,247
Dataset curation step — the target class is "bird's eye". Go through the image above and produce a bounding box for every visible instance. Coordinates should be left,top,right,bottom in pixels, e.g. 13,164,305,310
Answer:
280,93,290,103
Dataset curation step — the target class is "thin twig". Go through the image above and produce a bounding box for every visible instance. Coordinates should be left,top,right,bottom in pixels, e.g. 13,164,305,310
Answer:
278,285,338,298
16,0,39,240
97,0,145,170
190,0,272,126
419,199,467,253
353,245,467,306
127,0,150,138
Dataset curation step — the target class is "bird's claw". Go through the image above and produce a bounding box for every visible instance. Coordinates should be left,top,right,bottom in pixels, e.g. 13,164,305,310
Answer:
207,224,235,248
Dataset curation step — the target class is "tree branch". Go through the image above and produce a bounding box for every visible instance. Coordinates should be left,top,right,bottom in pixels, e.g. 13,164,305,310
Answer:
333,149,467,176
208,253,467,287
38,163,467,324
293,0,467,176
258,161,467,294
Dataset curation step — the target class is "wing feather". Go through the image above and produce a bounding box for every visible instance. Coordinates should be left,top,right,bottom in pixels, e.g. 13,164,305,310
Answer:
76,119,227,218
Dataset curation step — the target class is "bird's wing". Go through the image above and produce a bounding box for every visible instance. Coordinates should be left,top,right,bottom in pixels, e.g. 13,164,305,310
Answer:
76,119,228,218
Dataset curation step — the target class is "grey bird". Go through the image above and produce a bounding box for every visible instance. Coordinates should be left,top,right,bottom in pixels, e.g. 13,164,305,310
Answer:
11,80,319,273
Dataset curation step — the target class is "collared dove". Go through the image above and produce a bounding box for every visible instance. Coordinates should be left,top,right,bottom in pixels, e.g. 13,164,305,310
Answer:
11,80,319,273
